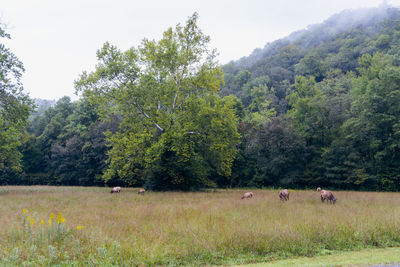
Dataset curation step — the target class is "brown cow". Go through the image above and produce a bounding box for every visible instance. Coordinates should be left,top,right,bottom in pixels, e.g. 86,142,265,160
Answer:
138,188,146,195
241,192,254,199
279,189,290,201
326,193,337,204
110,186,121,194
317,187,337,204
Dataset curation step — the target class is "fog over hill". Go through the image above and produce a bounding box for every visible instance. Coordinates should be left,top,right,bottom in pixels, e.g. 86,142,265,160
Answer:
230,3,397,69
29,98,57,120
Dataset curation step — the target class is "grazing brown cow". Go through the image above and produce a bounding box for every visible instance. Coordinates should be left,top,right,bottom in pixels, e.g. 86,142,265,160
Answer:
138,188,146,195
241,192,254,199
110,186,121,194
326,193,337,204
317,187,337,204
279,189,290,202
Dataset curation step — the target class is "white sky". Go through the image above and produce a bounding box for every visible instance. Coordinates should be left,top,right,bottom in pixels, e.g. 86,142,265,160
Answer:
1,0,398,100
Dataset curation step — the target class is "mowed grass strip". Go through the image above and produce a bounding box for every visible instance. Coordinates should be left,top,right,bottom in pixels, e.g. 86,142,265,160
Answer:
239,247,400,266
0,187,400,265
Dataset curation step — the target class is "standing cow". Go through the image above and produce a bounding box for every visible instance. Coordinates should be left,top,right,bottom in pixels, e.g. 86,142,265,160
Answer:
241,192,254,199
138,188,146,195
317,187,337,204
279,189,290,202
110,186,121,194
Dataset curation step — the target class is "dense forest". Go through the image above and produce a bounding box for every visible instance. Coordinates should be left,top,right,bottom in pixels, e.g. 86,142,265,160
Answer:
1,5,399,191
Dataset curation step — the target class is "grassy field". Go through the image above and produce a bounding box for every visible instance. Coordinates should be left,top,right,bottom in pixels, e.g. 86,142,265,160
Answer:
0,186,400,266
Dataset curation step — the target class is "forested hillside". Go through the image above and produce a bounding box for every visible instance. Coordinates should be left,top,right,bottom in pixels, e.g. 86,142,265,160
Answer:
2,6,399,190
223,5,400,191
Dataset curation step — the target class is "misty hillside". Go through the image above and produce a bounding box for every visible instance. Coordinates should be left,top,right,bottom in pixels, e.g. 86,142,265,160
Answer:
227,4,397,70
29,98,56,121
32,98,56,113
217,4,400,191
222,4,400,112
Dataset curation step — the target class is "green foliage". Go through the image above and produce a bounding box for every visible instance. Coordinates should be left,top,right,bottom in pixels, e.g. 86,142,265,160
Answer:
222,7,400,191
0,24,33,175
223,7,400,111
19,96,116,186
76,13,239,190
287,76,327,144
246,116,307,187
295,52,326,81
244,84,276,127
340,53,400,190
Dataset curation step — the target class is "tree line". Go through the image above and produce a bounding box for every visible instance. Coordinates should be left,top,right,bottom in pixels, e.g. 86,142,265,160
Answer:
1,8,399,191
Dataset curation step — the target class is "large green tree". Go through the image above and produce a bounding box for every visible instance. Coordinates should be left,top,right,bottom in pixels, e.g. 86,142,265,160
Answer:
0,24,33,176
76,13,240,190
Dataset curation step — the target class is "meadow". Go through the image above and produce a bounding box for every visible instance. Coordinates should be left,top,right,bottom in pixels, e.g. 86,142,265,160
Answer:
0,186,400,266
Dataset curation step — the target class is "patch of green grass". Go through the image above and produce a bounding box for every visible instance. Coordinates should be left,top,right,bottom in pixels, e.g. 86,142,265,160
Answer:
239,247,400,266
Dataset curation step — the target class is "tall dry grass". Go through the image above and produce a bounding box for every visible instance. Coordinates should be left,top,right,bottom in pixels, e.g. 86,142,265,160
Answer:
0,186,399,265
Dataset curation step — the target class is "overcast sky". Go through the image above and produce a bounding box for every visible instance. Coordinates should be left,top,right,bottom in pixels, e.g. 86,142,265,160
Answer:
1,0,397,100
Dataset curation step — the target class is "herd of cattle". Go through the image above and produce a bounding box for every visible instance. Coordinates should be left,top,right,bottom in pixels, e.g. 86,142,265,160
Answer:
110,187,146,194
110,187,337,204
242,187,337,204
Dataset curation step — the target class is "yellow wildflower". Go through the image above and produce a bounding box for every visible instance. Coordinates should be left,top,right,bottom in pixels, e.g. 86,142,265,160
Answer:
26,216,31,222
40,219,45,225
50,213,55,219
48,218,52,227
22,208,27,213
30,218,35,226
56,212,66,224
76,225,86,230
